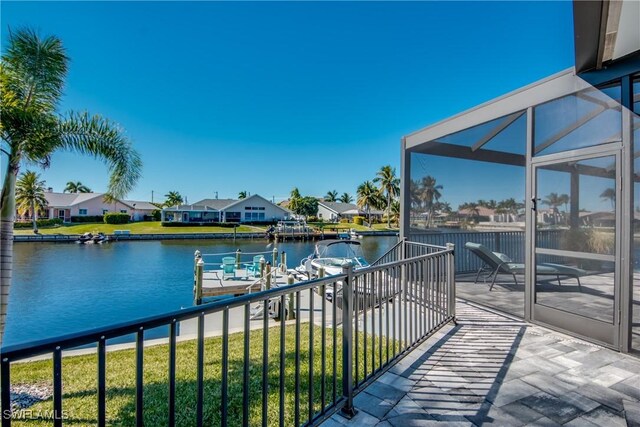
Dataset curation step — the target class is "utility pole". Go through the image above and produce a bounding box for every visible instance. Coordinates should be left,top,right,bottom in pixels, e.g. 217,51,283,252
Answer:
151,190,154,203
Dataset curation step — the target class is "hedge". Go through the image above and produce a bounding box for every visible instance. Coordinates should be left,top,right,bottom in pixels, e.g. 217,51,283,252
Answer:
161,222,236,228
14,218,63,229
104,213,130,224
70,215,104,223
353,216,365,225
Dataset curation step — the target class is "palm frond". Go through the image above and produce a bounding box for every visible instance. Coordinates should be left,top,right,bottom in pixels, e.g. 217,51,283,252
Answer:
2,27,68,112
57,112,142,199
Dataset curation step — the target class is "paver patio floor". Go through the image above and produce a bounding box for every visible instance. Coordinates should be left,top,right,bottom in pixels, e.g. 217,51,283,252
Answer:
321,300,640,427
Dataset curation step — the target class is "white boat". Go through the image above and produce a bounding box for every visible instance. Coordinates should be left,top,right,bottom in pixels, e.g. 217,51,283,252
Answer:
297,239,369,277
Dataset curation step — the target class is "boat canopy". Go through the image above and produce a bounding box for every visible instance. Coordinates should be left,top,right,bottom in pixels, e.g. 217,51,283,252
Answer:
317,239,361,247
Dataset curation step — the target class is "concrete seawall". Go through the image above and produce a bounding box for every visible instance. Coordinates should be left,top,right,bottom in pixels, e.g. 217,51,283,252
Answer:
13,233,267,242
13,230,398,243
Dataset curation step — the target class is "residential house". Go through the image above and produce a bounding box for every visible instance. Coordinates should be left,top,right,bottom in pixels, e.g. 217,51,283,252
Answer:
161,194,291,224
317,201,384,222
19,191,157,223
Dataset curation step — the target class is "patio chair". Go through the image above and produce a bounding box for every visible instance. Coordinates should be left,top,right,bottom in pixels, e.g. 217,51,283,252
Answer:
465,242,584,291
221,257,236,279
246,255,265,278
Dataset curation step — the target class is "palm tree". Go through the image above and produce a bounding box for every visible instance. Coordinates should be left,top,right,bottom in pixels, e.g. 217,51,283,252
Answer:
600,188,616,210
390,200,400,226
373,165,400,228
542,193,563,211
339,192,353,204
15,171,48,231
420,176,443,228
164,191,183,207
64,181,91,193
324,190,338,202
542,192,564,223
238,191,247,199
0,29,142,344
357,181,382,225
289,187,301,214
409,179,423,215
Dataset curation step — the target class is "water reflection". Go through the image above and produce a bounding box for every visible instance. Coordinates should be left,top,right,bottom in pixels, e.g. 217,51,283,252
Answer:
6,237,396,345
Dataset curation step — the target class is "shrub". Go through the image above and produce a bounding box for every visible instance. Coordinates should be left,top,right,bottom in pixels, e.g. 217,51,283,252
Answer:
339,218,350,224
70,215,104,223
14,218,63,229
307,216,318,222
151,209,162,221
104,213,130,224
353,216,364,225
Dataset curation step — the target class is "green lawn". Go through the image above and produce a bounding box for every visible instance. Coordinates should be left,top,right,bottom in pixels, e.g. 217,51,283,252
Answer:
13,222,265,235
10,324,398,426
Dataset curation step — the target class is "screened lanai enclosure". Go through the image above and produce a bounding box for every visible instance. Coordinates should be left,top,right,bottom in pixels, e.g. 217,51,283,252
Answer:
401,64,640,353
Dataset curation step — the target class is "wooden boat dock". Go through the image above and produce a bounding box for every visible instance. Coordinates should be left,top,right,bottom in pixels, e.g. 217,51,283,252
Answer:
197,268,295,299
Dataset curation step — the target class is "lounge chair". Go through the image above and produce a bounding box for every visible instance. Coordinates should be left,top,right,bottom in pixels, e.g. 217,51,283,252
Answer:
221,257,236,279
246,255,265,278
465,242,585,291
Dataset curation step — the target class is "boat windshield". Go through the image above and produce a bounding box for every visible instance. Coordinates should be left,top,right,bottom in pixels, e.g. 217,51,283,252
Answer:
316,241,369,267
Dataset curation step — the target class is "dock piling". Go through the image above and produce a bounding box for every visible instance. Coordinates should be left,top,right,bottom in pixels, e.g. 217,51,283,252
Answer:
281,251,287,273
236,249,242,270
272,248,278,270
194,258,204,305
260,257,265,278
266,263,271,290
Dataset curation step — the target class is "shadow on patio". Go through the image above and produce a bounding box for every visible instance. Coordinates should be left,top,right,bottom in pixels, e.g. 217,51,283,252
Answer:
322,301,640,427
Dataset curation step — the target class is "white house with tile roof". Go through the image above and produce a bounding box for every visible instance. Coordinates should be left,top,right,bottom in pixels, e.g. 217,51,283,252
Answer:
161,194,291,224
23,191,158,222
317,201,384,222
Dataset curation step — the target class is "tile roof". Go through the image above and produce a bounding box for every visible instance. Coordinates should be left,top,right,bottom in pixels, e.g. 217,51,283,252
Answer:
44,192,103,207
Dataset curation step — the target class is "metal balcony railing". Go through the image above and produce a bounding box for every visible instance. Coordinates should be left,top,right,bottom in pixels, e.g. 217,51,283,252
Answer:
0,241,455,426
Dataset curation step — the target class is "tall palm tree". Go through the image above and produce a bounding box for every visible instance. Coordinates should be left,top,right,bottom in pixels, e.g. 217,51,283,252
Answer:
357,181,382,225
324,190,338,202
164,191,183,207
0,28,142,344
420,176,443,228
339,192,353,204
15,171,48,231
542,192,563,211
373,165,400,228
238,191,247,199
390,200,400,226
542,192,564,223
289,187,301,214
600,188,616,210
64,181,91,193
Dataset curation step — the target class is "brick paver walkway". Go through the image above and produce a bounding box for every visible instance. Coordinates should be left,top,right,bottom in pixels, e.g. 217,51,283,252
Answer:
322,301,640,426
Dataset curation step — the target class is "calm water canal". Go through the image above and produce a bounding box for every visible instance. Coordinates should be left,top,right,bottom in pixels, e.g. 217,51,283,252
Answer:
6,236,396,346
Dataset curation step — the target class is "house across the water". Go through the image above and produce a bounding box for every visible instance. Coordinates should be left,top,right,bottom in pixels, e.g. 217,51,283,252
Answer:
18,190,157,222
161,194,291,224
317,201,383,222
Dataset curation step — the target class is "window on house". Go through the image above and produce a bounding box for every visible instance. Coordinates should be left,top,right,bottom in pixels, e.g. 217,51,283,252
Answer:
102,209,108,215
78,209,88,215
120,210,127,214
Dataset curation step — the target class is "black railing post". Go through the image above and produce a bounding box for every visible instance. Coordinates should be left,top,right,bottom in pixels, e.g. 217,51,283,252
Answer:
340,263,357,419
446,243,456,321
1,356,10,427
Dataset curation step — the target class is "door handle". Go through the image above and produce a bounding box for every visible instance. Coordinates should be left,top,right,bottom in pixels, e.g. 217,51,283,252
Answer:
531,198,539,211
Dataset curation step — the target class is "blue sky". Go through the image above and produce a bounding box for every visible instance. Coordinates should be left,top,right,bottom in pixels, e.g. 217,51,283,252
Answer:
1,1,575,206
